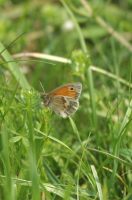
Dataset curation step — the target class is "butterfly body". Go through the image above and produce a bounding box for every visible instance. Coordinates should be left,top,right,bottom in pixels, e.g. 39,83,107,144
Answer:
42,83,82,118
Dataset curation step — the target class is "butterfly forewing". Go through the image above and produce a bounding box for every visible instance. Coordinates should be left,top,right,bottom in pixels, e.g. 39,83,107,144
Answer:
48,83,82,99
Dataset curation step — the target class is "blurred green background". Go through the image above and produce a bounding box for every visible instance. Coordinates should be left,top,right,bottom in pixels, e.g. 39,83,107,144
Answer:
0,0,132,200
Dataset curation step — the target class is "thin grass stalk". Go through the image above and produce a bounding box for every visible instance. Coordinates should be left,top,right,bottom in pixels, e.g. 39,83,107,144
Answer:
113,64,132,182
1,125,14,200
69,117,82,145
90,66,132,89
61,0,87,53
61,1,98,131
27,94,40,200
87,68,97,129
113,99,132,175
80,0,132,52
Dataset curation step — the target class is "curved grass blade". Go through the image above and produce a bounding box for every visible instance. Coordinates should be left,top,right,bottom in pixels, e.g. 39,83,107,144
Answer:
0,42,30,90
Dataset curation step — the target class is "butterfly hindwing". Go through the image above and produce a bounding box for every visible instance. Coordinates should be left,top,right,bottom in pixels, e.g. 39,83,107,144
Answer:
49,96,67,118
51,96,79,118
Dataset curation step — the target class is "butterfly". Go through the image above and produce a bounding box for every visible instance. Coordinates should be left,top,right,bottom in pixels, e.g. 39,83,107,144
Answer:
41,82,82,118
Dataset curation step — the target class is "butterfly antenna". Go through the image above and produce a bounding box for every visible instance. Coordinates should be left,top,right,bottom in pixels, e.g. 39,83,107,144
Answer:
39,81,46,96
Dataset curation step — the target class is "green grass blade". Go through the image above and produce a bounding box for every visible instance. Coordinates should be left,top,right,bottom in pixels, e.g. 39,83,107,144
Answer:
69,117,82,144
87,68,97,128
91,165,103,200
35,128,72,151
26,94,40,200
0,42,30,90
1,125,14,200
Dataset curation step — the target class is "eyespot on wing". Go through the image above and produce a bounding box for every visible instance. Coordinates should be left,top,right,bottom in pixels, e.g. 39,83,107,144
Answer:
49,83,82,99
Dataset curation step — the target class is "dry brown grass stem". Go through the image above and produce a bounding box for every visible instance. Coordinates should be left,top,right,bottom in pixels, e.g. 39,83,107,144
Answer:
81,0,132,52
13,52,72,64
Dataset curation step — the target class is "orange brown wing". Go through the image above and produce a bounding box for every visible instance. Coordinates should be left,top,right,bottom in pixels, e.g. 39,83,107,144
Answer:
48,83,82,99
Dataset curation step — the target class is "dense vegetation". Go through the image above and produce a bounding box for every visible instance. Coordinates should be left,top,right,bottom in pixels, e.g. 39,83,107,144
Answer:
0,0,132,199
